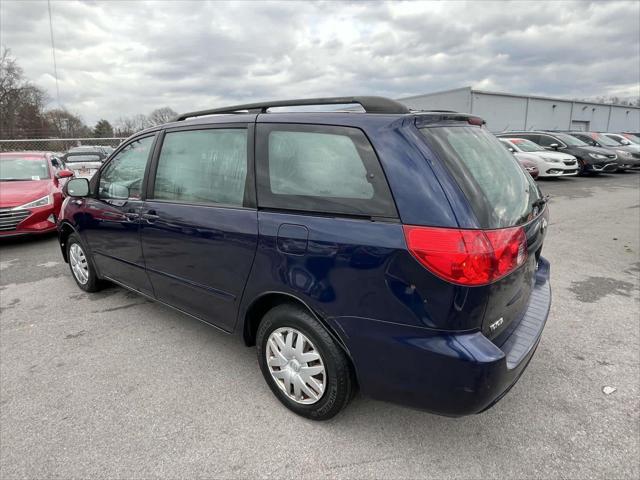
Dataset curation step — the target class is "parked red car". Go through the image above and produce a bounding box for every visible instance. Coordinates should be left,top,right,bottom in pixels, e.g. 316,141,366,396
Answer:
0,151,74,237
517,157,540,179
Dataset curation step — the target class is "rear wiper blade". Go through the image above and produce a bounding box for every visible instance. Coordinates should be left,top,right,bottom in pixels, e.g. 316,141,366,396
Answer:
532,195,550,209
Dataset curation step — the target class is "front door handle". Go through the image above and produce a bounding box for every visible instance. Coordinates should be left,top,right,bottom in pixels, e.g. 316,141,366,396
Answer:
142,210,159,223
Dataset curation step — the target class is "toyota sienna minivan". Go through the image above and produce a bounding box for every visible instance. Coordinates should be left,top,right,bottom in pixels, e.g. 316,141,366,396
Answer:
58,97,552,420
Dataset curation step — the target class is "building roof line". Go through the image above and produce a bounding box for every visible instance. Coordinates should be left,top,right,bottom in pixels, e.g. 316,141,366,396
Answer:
471,87,638,110
400,86,639,110
397,86,472,101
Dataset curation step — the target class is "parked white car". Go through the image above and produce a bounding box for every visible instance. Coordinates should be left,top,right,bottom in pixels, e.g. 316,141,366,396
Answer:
59,152,105,179
498,138,579,177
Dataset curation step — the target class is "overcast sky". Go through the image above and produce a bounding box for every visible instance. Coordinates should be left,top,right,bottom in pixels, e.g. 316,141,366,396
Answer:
1,0,639,125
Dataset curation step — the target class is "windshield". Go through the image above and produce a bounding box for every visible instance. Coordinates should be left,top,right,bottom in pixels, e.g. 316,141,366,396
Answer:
508,138,545,152
554,133,587,146
0,157,50,181
590,133,620,147
65,154,103,163
420,126,541,229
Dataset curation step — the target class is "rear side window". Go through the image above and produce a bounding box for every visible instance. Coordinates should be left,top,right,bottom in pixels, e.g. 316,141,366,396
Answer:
256,124,396,218
420,126,541,229
152,129,248,207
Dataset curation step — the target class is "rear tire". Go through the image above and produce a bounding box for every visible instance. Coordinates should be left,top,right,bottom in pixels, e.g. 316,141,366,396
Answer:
256,304,355,420
67,233,102,292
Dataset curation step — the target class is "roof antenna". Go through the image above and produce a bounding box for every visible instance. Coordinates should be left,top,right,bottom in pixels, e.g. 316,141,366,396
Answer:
47,0,61,106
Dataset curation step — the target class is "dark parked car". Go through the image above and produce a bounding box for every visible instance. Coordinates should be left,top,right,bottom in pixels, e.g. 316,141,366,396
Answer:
604,133,639,146
60,151,107,179
497,131,618,174
564,131,640,171
58,97,551,420
69,145,115,157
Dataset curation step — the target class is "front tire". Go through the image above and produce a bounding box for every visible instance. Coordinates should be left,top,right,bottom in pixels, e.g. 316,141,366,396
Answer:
67,233,101,292
256,304,355,420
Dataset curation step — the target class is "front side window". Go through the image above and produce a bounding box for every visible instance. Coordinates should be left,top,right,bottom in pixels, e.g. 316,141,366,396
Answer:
99,136,154,200
152,128,248,207
256,124,396,218
552,133,587,146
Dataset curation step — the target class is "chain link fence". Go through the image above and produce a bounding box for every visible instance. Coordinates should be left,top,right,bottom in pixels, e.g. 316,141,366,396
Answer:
0,137,126,154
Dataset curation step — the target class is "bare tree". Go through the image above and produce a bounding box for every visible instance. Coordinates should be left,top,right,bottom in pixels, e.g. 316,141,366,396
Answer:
114,114,149,137
44,108,91,138
147,107,178,126
0,47,50,138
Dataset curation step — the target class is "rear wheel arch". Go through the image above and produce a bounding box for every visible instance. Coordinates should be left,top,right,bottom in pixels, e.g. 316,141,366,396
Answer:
241,292,351,357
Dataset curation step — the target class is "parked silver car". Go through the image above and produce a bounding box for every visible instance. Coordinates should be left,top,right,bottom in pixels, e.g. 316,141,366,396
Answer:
498,138,578,177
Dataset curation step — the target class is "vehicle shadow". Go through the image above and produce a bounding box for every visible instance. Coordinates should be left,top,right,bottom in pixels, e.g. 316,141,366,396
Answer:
0,231,57,247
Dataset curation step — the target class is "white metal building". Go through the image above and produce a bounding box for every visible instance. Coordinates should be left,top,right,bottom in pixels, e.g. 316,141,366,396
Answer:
399,86,640,133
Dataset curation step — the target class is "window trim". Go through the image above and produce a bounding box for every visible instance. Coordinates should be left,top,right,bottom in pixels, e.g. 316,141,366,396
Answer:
255,123,398,220
94,133,158,201
145,123,256,209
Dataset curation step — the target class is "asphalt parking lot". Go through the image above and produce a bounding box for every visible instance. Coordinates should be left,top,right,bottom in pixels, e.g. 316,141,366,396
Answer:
1,173,639,479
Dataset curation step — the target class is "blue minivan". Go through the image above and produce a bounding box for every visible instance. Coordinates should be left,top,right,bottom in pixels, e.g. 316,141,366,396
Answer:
58,97,551,420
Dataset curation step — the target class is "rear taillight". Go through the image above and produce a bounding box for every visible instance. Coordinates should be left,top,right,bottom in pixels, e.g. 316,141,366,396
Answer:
403,225,527,286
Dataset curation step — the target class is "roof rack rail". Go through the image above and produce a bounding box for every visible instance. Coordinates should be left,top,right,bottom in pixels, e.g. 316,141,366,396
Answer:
411,109,459,113
174,96,410,121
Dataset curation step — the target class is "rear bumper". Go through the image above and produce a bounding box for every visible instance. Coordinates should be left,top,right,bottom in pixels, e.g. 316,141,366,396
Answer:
331,257,552,416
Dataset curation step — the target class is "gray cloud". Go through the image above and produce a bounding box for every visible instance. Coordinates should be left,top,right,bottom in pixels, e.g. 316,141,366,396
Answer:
1,0,638,125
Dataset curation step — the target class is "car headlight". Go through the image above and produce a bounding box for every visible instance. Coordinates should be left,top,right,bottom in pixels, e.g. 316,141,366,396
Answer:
616,150,632,158
11,194,52,210
542,157,561,163
588,153,607,160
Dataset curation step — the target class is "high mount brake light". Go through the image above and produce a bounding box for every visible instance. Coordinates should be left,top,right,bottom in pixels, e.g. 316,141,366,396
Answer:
403,225,527,286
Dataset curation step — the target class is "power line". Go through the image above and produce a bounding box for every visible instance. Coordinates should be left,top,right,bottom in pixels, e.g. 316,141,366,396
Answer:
47,0,60,106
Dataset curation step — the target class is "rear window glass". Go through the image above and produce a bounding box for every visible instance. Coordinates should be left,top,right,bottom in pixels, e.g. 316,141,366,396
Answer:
65,154,103,162
256,124,397,218
420,126,541,228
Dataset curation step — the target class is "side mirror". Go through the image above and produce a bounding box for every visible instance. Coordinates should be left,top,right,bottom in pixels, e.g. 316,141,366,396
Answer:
620,139,631,145
64,178,90,197
508,147,516,153
549,143,559,150
56,169,74,179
